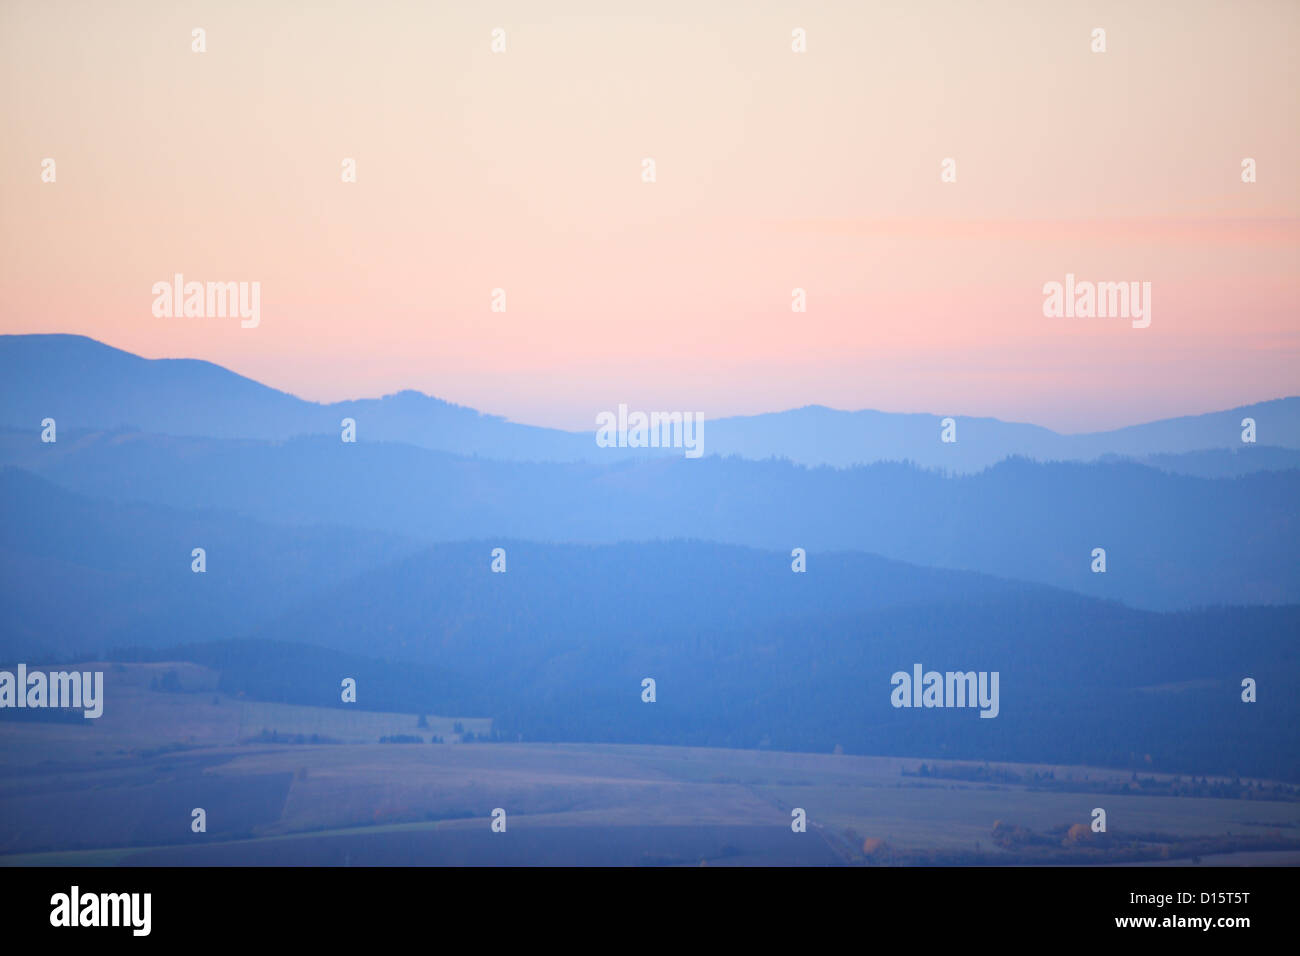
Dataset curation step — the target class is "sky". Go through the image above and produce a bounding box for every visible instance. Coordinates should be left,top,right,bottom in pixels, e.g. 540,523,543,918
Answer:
2,0,1297,432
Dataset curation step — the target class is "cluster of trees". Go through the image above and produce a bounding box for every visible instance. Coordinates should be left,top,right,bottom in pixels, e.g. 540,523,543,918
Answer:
248,729,340,745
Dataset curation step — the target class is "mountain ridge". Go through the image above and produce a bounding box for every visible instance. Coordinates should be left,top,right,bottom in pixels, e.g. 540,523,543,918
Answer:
4,333,1296,471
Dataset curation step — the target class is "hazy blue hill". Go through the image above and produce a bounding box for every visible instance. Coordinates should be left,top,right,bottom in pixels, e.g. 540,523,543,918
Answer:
0,334,308,439
246,539,1299,781
0,465,1047,658
703,406,1059,470
1068,399,1300,459
703,400,1300,469
1100,445,1300,477
5,429,1295,611
250,539,1055,670
4,334,1297,471
0,468,422,659
0,334,592,460
3,471,1293,778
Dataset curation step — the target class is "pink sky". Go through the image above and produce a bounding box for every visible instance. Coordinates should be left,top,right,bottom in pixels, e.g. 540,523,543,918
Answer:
2,0,1297,432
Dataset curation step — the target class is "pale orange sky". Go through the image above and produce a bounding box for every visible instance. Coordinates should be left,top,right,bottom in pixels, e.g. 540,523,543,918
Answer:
2,0,1297,432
